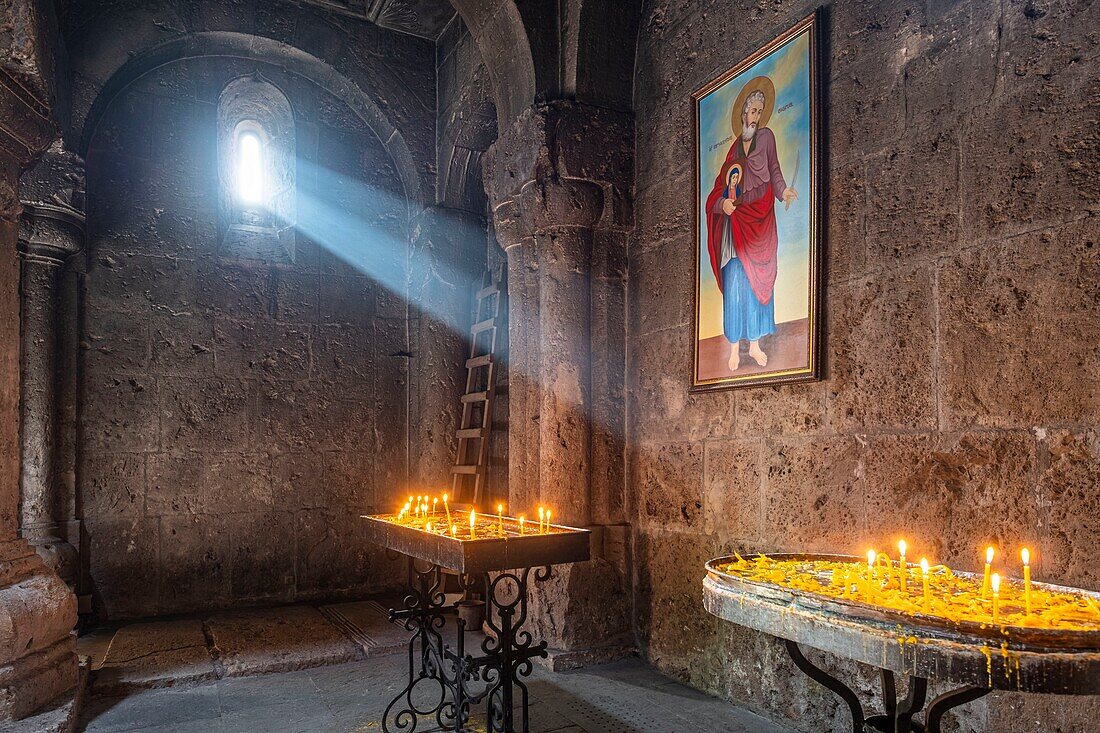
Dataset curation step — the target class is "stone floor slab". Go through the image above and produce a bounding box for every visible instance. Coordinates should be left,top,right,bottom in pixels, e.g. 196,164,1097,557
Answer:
94,620,214,694
204,605,364,677
318,599,409,657
80,685,220,732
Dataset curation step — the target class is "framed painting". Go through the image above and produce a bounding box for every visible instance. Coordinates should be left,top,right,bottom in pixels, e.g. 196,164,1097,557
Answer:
691,12,822,391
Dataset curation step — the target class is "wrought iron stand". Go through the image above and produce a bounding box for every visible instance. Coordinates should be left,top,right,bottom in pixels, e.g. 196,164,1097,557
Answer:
383,558,552,733
786,640,992,733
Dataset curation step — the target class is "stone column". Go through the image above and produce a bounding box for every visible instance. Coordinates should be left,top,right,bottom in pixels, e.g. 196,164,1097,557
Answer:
18,200,83,584
484,101,634,666
0,55,80,721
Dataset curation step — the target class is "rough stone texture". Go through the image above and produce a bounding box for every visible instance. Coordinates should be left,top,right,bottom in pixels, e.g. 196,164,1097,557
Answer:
94,619,214,694
203,605,364,677
630,0,1100,731
78,654,794,733
79,56,416,619
0,18,80,721
481,101,635,662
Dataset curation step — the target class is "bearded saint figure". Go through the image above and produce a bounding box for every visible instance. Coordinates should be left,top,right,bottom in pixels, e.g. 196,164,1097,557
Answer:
704,76,797,372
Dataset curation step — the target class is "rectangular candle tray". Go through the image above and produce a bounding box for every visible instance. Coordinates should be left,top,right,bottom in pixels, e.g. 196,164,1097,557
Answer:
361,514,591,573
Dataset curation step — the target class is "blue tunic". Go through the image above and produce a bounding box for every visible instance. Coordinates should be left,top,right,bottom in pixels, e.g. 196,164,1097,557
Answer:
722,257,775,343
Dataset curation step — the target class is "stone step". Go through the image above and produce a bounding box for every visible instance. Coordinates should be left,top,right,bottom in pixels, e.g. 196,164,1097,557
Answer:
78,599,405,696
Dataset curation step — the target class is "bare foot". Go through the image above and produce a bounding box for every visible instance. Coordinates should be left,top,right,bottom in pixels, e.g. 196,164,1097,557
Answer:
727,346,740,372
748,341,768,367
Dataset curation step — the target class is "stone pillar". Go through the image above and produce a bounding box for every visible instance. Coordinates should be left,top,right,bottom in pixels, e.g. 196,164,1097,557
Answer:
484,101,634,666
18,200,83,583
0,60,80,721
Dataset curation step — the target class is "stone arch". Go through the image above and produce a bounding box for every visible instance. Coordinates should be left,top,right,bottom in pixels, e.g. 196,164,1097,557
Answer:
576,1,641,112
447,0,536,130
74,31,423,213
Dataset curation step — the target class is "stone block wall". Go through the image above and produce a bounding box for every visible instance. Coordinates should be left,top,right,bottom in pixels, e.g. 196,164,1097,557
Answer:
80,57,413,619
630,0,1099,730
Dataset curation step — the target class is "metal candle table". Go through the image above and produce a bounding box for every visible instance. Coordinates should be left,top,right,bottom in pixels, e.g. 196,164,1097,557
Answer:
703,554,1100,733
361,514,590,733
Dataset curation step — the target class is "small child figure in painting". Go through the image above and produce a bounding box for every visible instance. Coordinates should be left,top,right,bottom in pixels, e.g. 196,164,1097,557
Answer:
724,160,743,205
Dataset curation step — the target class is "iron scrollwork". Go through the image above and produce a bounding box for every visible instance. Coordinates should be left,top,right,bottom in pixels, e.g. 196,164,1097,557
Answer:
383,561,552,733
784,640,992,733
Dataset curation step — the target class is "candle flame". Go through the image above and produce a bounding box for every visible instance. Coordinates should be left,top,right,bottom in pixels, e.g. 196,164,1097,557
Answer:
920,558,929,575
426,522,432,532
991,572,1001,595
451,524,456,537
470,509,476,526
898,540,907,557
986,546,994,564
867,549,876,567
443,493,448,503
1021,547,1030,566
538,506,544,519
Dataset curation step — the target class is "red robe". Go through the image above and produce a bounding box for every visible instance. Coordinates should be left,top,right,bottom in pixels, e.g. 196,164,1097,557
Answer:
704,128,785,305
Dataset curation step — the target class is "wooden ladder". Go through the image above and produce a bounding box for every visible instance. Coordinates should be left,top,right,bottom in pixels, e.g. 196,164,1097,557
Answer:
451,271,503,506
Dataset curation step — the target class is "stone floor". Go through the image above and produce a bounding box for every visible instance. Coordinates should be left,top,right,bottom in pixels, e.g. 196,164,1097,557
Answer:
78,656,793,733
74,600,793,733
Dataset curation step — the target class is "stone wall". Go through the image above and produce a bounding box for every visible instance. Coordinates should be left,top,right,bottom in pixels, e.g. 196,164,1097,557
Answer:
80,57,413,619
630,0,1099,731
428,14,508,502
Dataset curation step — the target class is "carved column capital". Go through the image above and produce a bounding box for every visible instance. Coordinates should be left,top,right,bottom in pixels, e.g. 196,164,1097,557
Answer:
17,203,84,266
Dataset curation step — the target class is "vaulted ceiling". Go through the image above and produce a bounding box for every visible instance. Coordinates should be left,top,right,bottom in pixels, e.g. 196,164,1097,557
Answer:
295,0,456,39
57,0,457,42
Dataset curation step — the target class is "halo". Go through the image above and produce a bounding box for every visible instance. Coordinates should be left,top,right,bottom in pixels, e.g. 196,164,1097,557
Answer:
720,158,744,184
731,75,775,137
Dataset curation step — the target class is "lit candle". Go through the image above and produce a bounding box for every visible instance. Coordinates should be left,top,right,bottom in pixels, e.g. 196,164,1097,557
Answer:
867,549,876,595
991,572,1001,624
982,546,994,599
443,493,451,524
426,521,432,533
920,558,930,613
538,507,545,534
1022,547,1032,616
433,498,438,518
414,502,420,519
450,524,457,538
519,516,526,535
498,503,504,533
469,509,476,540
898,540,907,591
546,510,552,532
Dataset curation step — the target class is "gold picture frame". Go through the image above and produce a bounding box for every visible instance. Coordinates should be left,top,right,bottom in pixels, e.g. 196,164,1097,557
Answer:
691,11,823,392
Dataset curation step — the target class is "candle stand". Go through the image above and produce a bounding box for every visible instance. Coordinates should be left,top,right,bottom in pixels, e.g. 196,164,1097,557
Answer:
704,554,1100,733
360,514,590,733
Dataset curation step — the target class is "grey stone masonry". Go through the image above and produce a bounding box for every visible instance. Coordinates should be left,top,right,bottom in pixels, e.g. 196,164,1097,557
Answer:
482,101,634,665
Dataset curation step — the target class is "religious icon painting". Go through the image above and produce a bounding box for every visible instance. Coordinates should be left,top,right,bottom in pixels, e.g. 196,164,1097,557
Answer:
691,12,823,391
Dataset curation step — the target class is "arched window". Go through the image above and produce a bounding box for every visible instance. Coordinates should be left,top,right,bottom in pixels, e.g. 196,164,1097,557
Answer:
235,127,266,207
217,76,295,262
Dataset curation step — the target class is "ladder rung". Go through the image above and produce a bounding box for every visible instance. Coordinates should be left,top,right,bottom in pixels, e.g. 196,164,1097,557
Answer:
457,428,486,439
466,355,492,368
460,391,489,403
476,285,499,299
452,464,484,475
471,318,496,334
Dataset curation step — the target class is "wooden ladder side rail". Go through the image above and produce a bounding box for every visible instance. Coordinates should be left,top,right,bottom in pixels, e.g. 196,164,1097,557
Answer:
451,274,502,506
